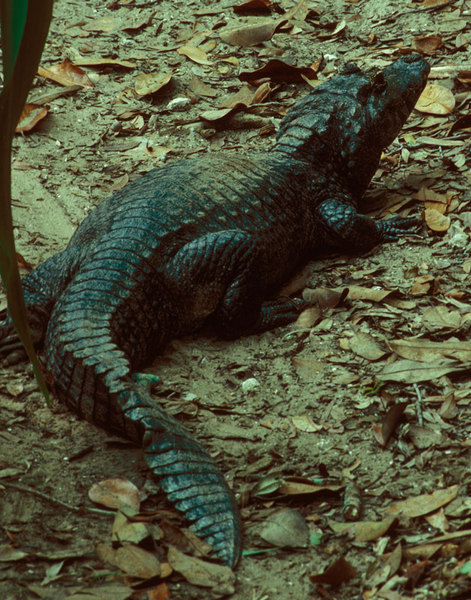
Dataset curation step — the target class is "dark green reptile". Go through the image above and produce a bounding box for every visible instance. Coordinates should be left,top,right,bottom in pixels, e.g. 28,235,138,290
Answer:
0,54,429,567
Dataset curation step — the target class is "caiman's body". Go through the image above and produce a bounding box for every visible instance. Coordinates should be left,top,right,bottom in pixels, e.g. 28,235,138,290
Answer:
0,55,429,566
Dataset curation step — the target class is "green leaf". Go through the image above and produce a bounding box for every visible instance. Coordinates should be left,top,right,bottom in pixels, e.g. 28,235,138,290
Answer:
0,0,54,400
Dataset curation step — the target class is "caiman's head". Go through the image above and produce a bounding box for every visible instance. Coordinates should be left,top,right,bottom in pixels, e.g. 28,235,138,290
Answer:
276,53,430,200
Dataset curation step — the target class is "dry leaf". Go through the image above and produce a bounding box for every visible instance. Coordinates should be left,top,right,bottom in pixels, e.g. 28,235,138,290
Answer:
380,359,465,383
310,556,357,586
38,60,94,88
341,285,394,303
328,517,389,538
278,477,343,496
414,34,443,54
425,508,449,532
302,287,348,308
416,83,455,115
0,545,28,562
220,19,286,47
386,484,459,518
88,478,140,510
96,542,161,579
189,75,217,97
349,332,386,361
291,356,325,379
409,275,438,296
422,305,461,331
74,57,136,69
294,306,322,328
291,414,323,432
389,338,471,363
373,402,407,447
167,546,235,591
111,510,150,544
15,104,48,133
425,208,450,232
414,185,450,213
239,58,317,83
134,72,172,96
233,0,273,15
260,508,309,548
177,45,214,65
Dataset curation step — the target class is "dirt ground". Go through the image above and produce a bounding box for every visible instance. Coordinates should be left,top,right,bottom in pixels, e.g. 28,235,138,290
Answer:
1,0,471,598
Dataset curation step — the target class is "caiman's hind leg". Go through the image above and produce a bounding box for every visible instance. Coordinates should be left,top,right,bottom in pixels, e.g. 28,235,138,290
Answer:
0,245,85,365
165,229,308,339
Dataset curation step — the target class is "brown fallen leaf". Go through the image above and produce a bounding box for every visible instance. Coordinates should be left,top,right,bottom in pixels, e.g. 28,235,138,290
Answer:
134,72,172,96
199,104,246,123
66,583,134,600
233,0,273,15
310,556,357,586
218,85,256,108
147,583,170,600
291,414,323,432
373,402,407,447
177,45,214,65
38,60,94,88
96,542,161,579
0,544,28,562
414,185,450,213
340,285,394,303
88,478,140,511
16,104,48,133
167,546,235,591
278,477,343,497
386,484,459,518
380,359,466,383
416,83,455,115
424,207,450,232
74,57,136,69
189,74,217,98
422,305,461,331
220,18,287,47
425,507,449,532
239,58,317,83
302,287,348,308
111,510,150,545
260,508,309,548
293,306,322,328
291,356,325,379
349,331,386,361
331,516,396,542
414,34,443,54
408,424,444,449
409,275,439,296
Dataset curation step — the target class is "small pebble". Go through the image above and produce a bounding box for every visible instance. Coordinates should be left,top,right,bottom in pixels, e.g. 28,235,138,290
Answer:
167,97,191,111
241,377,260,393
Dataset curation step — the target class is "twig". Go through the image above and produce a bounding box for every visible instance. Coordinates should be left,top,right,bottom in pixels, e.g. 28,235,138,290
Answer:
2,480,115,516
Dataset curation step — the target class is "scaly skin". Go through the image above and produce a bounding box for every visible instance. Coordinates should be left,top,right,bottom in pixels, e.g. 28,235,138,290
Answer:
0,54,430,567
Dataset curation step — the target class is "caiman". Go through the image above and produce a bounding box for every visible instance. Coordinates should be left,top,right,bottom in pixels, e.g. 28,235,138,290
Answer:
0,54,430,567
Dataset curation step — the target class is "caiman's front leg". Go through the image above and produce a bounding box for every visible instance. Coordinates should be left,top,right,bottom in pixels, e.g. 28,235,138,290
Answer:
316,197,421,253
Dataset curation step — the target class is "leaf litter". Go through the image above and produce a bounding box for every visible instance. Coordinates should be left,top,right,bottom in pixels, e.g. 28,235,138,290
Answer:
1,0,471,599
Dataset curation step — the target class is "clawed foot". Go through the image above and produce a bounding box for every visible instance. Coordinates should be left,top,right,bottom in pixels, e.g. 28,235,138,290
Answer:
255,297,310,332
0,317,27,365
377,215,422,242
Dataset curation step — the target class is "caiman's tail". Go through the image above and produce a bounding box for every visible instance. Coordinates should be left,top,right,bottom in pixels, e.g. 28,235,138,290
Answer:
43,292,242,566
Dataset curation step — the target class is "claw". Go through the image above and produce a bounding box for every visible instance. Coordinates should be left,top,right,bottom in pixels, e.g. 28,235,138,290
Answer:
378,215,422,241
